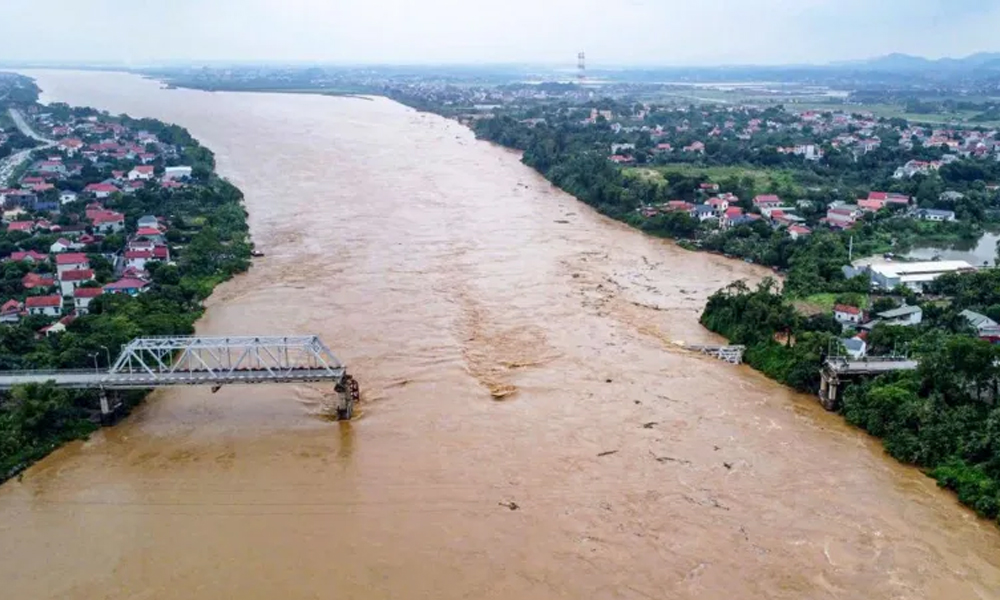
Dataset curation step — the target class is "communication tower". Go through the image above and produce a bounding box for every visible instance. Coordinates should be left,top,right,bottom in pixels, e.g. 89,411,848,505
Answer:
577,52,586,84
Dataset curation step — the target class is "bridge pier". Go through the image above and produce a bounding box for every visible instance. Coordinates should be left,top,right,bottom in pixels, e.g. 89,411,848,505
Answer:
818,370,839,411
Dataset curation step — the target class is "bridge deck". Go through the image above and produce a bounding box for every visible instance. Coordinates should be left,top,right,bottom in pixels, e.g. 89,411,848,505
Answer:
826,359,918,375
0,368,347,390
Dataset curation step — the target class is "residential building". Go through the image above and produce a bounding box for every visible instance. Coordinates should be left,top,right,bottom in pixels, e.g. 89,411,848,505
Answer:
104,278,150,296
163,166,193,180
834,304,863,325
59,268,95,296
59,190,78,204
692,204,716,221
914,208,956,222
128,165,155,180
7,221,35,234
865,260,975,292
124,249,153,271
56,252,90,276
9,250,48,263
25,295,62,317
91,210,125,233
706,196,729,216
22,272,55,290
84,182,119,199
826,205,862,228
841,337,867,359
752,194,782,209
73,287,103,314
40,315,76,336
50,238,74,253
788,224,811,240
960,309,1000,340
0,299,23,323
137,215,160,230
876,305,923,326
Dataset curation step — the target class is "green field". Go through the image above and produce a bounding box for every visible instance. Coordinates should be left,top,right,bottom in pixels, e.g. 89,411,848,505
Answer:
789,102,1000,128
626,164,798,188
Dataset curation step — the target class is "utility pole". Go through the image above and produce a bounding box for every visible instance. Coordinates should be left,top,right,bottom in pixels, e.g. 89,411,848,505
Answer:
848,235,854,262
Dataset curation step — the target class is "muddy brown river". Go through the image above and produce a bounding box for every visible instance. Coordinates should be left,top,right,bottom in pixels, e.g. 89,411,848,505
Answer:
1,70,999,599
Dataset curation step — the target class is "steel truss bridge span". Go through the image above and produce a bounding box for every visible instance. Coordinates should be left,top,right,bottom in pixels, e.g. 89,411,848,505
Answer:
0,335,357,418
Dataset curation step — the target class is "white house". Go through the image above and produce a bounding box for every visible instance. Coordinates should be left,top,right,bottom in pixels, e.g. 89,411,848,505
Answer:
876,305,923,326
841,337,867,359
59,190,78,204
128,166,155,181
73,287,103,314
55,253,90,276
50,237,74,253
914,208,956,222
834,304,863,325
91,210,125,234
59,268,95,296
124,249,152,271
25,295,62,317
163,166,193,181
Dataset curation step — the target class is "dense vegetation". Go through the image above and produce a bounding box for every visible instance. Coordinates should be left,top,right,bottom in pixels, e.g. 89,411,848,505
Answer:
467,107,1000,296
702,274,1000,524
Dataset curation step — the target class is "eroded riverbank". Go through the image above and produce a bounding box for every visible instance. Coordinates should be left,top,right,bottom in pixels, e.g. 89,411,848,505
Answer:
0,70,998,600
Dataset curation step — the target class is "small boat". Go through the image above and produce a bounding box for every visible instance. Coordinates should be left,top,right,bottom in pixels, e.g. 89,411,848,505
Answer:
250,249,265,258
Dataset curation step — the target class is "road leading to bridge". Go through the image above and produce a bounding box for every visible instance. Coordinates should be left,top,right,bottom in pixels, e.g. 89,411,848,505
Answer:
0,108,56,185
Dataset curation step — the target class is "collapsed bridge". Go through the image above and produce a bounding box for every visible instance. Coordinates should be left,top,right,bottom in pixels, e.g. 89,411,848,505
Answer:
0,335,359,420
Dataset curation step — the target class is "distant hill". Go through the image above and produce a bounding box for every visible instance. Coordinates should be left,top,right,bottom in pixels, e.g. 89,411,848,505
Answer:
840,52,1000,72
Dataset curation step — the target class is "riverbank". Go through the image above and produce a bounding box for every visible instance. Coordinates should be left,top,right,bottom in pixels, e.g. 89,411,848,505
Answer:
0,79,252,481
5,68,1000,600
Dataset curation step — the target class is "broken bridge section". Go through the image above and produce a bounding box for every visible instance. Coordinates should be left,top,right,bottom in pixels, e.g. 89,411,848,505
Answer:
818,356,918,410
0,335,356,419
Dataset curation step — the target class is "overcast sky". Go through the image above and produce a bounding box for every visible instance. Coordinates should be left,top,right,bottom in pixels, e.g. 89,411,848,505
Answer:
2,0,998,66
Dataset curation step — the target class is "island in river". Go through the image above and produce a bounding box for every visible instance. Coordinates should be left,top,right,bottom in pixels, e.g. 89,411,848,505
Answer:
0,69,998,600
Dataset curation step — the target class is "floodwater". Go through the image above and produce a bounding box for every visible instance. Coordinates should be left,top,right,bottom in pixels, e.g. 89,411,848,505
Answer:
906,231,1000,267
1,70,999,600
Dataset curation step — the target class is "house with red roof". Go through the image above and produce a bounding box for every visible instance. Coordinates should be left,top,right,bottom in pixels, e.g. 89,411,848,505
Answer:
40,314,76,337
59,268,95,296
857,199,885,212
25,295,63,317
6,221,35,234
123,180,146,193
788,225,811,240
683,141,705,153
58,138,84,156
0,299,23,323
22,272,55,290
84,182,119,199
868,191,910,206
124,249,153,271
834,304,863,325
73,287,103,314
90,210,125,233
128,165,155,181
752,194,782,209
56,252,89,275
50,238,75,253
699,183,720,193
706,196,729,216
104,278,150,296
9,250,48,263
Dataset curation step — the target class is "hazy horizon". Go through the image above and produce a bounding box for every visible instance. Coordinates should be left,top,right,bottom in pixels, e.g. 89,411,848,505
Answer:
2,0,998,68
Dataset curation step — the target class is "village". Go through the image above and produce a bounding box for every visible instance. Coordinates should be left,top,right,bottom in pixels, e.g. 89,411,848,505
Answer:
0,105,195,337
